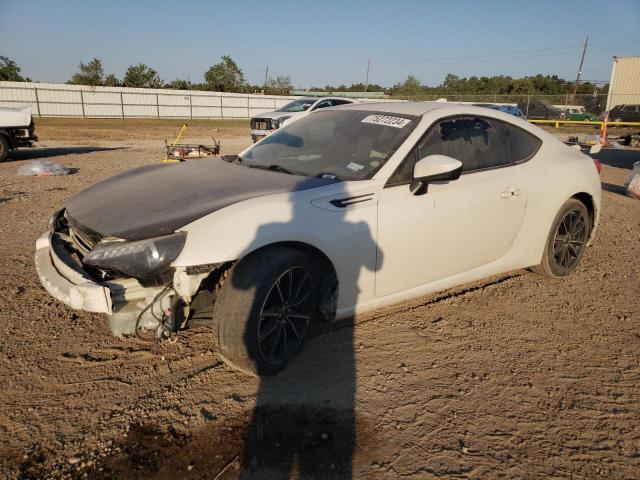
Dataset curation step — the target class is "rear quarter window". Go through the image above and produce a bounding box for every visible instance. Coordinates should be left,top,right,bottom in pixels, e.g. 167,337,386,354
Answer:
506,125,542,163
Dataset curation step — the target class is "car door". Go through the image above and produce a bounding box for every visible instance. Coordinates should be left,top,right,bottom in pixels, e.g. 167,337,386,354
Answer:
375,115,533,298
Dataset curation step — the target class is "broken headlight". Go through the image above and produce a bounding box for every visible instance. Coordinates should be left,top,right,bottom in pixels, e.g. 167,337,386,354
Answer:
83,232,186,280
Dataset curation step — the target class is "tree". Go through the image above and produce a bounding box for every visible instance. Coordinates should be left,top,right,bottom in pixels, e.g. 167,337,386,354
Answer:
68,58,104,86
204,55,247,92
395,75,422,96
123,64,163,88
103,73,121,87
165,79,192,90
265,75,292,95
0,56,30,82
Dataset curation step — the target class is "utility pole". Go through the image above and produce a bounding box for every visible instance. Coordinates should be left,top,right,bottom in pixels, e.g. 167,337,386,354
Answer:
263,66,269,90
570,36,588,104
364,57,371,92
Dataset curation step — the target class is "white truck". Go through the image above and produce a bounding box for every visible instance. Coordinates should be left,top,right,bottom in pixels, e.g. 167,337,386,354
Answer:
0,106,38,161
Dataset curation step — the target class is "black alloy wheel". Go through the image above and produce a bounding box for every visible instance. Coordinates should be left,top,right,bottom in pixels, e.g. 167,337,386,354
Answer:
551,208,588,273
257,266,314,366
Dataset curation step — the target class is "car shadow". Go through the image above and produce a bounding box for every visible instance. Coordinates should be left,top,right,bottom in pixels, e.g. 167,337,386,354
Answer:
592,148,640,170
6,146,124,162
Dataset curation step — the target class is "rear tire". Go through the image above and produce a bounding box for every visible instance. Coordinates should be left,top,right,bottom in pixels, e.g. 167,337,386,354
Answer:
0,135,9,162
214,246,320,376
532,199,590,278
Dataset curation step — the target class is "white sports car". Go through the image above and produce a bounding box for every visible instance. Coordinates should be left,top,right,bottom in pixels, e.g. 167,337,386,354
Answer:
36,102,601,375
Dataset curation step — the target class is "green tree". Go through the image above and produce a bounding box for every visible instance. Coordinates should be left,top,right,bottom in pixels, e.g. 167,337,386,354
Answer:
0,56,30,82
265,75,292,94
68,58,104,86
123,64,163,88
165,79,193,90
395,75,422,96
204,55,247,92
103,73,121,87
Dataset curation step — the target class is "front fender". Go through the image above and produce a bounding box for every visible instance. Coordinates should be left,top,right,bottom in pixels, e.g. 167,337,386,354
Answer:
173,184,381,310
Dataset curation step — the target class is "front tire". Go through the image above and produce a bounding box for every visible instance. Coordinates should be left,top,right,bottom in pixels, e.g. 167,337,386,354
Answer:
214,246,320,376
533,199,590,278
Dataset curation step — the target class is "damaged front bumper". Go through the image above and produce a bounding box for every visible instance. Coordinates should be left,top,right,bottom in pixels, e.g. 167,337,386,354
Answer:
35,232,173,336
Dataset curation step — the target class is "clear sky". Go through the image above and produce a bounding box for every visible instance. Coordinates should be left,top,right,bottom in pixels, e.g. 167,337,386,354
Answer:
1,0,639,88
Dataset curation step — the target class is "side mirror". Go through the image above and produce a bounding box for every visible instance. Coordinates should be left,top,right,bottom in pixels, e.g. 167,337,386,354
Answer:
589,144,602,155
411,154,463,195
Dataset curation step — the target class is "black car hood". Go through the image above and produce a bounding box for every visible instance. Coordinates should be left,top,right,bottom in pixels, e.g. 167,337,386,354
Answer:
65,158,333,241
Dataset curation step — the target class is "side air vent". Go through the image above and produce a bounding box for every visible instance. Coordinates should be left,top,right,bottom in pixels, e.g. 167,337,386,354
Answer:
329,193,374,208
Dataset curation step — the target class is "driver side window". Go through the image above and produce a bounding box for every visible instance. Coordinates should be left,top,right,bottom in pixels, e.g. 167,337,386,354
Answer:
387,115,512,186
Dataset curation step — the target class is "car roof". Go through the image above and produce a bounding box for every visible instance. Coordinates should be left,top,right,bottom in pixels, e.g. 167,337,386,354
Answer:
336,101,456,116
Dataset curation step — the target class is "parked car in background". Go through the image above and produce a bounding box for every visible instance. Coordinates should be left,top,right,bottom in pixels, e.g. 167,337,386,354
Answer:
473,104,526,119
0,106,38,162
517,101,564,120
250,96,356,142
565,106,599,121
36,102,601,375
608,104,640,123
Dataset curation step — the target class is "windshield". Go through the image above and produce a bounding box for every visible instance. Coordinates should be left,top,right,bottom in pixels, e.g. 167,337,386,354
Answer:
278,99,316,113
241,110,418,180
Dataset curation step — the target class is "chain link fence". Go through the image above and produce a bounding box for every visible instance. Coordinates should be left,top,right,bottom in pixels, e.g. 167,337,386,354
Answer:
389,93,637,119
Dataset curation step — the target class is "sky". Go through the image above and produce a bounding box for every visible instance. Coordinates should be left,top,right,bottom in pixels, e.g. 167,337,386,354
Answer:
1,0,639,88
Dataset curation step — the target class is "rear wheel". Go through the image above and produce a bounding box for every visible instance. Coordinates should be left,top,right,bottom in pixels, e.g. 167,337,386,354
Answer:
533,199,590,278
214,246,320,376
0,135,9,162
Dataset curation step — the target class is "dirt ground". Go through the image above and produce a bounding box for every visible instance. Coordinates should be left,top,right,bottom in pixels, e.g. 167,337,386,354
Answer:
0,118,638,479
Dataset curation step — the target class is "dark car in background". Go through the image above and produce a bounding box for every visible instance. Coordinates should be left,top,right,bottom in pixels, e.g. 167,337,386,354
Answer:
608,104,640,122
473,104,526,119
517,101,564,120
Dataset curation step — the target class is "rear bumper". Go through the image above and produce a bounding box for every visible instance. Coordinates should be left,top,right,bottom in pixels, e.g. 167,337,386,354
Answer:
35,232,172,335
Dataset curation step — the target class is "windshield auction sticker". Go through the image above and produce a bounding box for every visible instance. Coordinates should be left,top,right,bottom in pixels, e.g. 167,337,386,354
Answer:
361,114,411,128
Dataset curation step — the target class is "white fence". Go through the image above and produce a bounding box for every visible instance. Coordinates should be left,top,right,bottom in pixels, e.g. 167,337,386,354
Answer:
0,81,300,119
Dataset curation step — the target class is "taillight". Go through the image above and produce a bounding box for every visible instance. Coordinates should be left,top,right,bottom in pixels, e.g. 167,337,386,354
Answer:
593,159,602,174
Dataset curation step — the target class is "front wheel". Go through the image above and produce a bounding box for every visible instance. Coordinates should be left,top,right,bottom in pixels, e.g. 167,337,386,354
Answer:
214,246,320,376
533,199,590,278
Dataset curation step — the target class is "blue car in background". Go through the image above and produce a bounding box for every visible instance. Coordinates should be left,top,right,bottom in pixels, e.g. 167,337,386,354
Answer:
473,103,526,119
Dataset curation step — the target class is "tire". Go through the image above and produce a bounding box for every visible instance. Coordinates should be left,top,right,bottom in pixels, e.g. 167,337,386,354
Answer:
532,199,590,278
214,246,320,376
0,135,9,162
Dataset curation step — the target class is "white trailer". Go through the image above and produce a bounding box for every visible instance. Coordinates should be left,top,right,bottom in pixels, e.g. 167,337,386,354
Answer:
606,56,640,111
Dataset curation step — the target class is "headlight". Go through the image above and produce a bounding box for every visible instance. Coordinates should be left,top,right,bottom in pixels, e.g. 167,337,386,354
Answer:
83,232,186,280
272,116,290,129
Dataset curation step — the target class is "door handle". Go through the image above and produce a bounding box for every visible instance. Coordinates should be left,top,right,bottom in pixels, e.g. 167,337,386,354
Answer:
500,188,522,199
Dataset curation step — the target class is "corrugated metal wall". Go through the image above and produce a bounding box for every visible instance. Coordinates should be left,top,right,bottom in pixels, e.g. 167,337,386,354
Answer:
606,56,640,110
0,82,299,119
